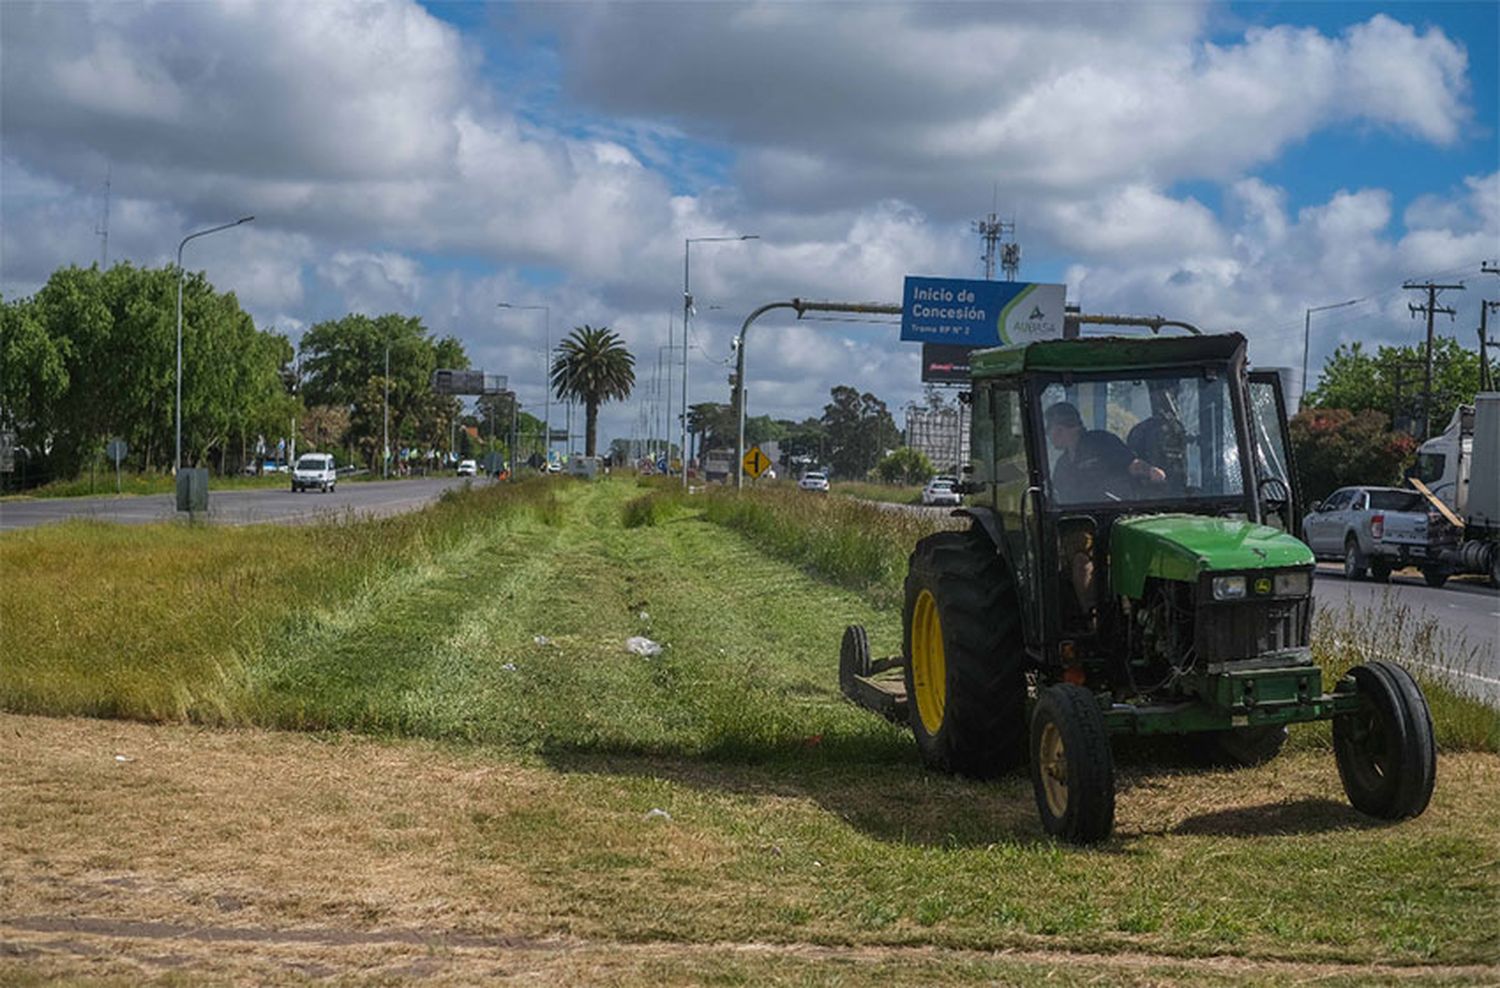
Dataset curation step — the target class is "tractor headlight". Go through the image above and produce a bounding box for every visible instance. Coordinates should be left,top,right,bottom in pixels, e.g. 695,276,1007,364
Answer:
1274,571,1311,597
1212,576,1247,600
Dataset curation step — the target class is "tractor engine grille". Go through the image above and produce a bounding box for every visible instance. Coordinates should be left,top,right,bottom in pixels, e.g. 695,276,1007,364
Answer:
1194,598,1311,663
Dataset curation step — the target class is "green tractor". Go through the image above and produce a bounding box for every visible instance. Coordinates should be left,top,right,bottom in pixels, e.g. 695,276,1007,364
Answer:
840,331,1435,843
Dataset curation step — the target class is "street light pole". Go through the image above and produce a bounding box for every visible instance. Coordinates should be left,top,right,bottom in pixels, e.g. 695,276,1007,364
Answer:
175,215,253,472
1300,297,1361,410
498,302,550,465
683,234,757,489
383,338,390,479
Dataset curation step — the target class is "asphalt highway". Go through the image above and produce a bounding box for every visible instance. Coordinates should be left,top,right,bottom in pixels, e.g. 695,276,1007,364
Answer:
1312,563,1499,708
0,476,478,531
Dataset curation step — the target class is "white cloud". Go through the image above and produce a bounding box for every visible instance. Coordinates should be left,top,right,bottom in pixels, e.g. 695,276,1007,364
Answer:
0,1,1491,450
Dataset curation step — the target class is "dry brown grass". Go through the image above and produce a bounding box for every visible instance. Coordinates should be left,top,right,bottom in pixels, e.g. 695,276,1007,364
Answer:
3,714,1497,986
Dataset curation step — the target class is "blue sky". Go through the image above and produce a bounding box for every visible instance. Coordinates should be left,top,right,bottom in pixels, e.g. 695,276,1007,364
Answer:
3,1,1496,442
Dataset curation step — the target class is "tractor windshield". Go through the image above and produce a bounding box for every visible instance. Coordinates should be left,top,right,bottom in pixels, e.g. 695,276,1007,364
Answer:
1040,373,1244,507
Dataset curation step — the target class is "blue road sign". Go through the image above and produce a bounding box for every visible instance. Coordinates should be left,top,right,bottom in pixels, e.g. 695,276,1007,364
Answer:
901,277,1066,347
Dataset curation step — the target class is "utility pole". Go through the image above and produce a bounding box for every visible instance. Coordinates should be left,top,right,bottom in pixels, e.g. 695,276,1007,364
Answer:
1481,262,1500,392
1403,279,1463,438
95,165,111,268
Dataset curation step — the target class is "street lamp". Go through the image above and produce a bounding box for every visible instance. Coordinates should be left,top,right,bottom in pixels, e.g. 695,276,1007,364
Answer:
383,335,391,478
1301,297,1361,410
683,234,757,488
498,302,551,464
175,215,253,472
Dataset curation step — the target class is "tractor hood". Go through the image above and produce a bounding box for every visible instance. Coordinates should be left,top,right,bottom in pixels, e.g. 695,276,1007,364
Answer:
1110,514,1314,598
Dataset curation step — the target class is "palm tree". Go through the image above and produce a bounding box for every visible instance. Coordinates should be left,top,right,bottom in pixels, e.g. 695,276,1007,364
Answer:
551,325,635,457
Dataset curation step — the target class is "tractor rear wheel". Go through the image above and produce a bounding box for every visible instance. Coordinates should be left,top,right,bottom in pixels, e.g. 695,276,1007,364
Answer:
902,529,1026,778
1333,661,1436,820
1029,683,1115,844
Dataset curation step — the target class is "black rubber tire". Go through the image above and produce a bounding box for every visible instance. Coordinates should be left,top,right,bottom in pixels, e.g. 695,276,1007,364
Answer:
839,624,871,697
1369,560,1393,583
1207,724,1289,767
1029,684,1116,844
901,529,1027,778
1343,538,1368,580
1421,567,1449,589
1333,661,1436,820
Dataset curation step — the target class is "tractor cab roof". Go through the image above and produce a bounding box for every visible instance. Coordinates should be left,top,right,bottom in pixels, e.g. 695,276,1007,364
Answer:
970,332,1246,379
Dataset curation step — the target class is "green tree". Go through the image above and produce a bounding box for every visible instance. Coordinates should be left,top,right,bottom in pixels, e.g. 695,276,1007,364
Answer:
299,313,468,469
1289,408,1417,503
3,263,291,480
821,385,900,480
551,325,635,457
777,417,827,466
687,401,735,451
876,446,934,485
1307,336,1481,434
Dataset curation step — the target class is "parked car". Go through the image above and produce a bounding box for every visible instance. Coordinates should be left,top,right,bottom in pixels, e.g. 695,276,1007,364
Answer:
291,453,337,493
798,471,830,493
1301,485,1456,584
921,478,962,507
456,459,477,477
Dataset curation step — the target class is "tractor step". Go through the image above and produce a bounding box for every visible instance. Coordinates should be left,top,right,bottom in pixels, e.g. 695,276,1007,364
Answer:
843,671,908,723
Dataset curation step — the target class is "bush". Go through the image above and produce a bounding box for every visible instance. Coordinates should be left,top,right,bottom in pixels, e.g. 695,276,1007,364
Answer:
875,447,934,485
1289,408,1416,503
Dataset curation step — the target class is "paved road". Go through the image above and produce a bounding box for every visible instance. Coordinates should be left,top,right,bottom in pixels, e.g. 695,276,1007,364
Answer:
0,477,478,531
1312,563,1499,707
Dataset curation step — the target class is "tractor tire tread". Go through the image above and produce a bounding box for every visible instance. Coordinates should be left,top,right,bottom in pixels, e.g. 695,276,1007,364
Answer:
902,529,1026,778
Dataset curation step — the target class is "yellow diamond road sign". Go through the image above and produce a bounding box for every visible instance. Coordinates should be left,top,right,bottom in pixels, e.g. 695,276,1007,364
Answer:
743,445,771,479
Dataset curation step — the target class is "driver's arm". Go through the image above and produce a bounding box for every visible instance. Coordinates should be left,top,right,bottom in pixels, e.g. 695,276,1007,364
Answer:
1127,457,1167,484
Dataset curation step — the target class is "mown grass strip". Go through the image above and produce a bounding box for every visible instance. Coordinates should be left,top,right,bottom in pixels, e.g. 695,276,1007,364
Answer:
0,480,561,724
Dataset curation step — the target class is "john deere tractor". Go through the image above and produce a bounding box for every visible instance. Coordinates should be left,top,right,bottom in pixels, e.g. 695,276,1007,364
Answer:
840,331,1435,843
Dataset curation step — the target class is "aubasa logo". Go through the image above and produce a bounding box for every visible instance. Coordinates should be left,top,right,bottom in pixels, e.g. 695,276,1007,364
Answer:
1027,305,1046,320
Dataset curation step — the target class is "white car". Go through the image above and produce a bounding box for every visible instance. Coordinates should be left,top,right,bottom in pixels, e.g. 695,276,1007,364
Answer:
292,453,337,493
798,471,830,493
456,459,477,477
921,479,962,507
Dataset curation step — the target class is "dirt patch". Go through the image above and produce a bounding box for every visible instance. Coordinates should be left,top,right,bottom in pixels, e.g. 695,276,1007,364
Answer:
3,712,1497,986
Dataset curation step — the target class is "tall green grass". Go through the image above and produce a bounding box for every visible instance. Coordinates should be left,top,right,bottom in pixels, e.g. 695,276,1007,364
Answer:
0,480,559,723
699,487,960,607
1308,594,1499,752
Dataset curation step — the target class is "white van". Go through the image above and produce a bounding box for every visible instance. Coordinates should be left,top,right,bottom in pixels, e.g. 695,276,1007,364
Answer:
292,453,337,493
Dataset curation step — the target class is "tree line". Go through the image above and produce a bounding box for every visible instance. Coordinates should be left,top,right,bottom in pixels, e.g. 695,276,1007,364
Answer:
1292,334,1486,501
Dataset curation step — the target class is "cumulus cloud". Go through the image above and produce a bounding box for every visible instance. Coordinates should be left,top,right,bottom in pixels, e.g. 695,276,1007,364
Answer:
0,1,1491,448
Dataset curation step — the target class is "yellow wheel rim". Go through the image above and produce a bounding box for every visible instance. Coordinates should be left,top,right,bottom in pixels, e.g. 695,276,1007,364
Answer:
911,589,946,735
1038,721,1068,817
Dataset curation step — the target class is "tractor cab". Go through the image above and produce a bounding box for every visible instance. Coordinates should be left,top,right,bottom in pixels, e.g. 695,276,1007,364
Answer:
966,333,1303,671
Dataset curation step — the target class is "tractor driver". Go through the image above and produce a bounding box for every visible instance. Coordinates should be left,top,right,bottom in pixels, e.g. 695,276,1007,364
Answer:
1045,401,1167,503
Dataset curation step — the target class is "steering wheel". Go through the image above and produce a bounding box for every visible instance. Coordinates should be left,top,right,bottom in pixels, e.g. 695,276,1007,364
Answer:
1258,475,1291,508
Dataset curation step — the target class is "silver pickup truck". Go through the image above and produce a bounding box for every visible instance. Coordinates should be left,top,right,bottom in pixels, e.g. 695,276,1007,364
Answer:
1301,486,1457,585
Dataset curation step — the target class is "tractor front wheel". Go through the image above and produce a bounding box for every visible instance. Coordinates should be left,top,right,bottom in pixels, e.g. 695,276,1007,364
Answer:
1333,661,1436,820
902,530,1026,778
1029,684,1115,844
